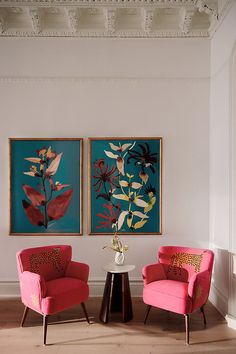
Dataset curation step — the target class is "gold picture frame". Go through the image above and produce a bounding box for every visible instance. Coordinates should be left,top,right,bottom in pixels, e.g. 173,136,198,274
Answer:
88,137,162,235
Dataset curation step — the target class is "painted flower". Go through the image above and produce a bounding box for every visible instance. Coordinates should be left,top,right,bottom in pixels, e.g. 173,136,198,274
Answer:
119,179,142,190
93,159,119,193
96,204,120,229
22,146,72,229
112,190,148,208
127,143,157,173
117,210,149,230
144,184,157,213
108,142,132,153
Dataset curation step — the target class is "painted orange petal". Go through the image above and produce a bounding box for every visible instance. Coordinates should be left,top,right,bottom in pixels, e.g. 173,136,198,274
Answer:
22,200,44,226
104,150,119,159
134,197,148,208
109,143,120,151
48,188,73,221
133,219,148,229
139,171,149,184
24,157,41,164
117,211,129,230
119,180,129,187
46,146,56,159
121,143,132,151
112,194,129,201
38,148,47,157
22,184,45,206
46,152,63,176
131,182,142,189
116,157,125,176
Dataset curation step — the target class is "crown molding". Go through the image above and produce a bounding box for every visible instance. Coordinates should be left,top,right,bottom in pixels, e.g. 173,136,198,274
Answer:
0,0,233,38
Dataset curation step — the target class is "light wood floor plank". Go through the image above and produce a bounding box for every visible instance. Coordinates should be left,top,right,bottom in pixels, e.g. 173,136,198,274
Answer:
0,298,236,353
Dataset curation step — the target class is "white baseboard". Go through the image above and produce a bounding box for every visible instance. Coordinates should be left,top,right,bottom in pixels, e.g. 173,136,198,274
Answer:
226,315,236,330
209,283,228,317
0,279,143,298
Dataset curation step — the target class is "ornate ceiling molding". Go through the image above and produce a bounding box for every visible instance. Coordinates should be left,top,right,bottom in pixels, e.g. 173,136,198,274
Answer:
0,0,233,38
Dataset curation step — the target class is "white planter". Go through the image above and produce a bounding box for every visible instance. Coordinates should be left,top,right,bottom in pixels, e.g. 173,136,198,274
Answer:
114,252,125,265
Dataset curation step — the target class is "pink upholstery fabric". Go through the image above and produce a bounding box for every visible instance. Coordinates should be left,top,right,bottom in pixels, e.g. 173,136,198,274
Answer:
142,246,214,315
42,277,89,315
17,245,72,281
143,280,192,314
158,246,214,282
16,245,89,316
142,263,166,286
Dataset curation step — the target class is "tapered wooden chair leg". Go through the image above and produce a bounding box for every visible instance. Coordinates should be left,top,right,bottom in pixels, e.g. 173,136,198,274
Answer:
144,305,152,324
184,314,190,345
43,315,48,346
200,306,207,325
81,302,90,324
20,306,29,327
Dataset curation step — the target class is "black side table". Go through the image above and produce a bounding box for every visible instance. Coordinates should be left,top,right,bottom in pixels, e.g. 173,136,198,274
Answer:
99,263,135,323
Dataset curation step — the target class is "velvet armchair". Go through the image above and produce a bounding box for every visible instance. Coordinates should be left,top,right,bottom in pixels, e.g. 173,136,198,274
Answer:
142,246,214,344
16,245,90,345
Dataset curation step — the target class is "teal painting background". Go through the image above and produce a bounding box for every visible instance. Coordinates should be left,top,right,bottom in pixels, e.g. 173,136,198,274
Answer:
90,138,161,234
10,139,81,234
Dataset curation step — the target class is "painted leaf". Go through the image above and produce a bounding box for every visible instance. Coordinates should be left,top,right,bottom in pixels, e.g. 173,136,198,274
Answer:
131,182,142,189
134,219,148,229
132,211,149,219
117,211,128,230
22,200,44,226
134,197,148,208
48,188,73,221
112,194,129,201
23,172,36,177
46,152,63,176
121,143,132,151
119,180,128,187
109,143,120,151
116,157,125,176
104,150,118,159
22,184,45,206
24,157,41,164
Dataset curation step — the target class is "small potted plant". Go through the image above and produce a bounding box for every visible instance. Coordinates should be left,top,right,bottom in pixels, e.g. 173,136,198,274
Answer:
103,233,128,265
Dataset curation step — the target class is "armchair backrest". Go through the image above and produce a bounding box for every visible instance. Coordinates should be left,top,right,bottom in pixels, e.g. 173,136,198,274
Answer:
158,246,214,282
16,245,72,281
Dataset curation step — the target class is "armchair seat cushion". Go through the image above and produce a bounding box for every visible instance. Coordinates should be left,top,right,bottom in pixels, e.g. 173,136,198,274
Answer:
143,280,192,315
42,277,89,315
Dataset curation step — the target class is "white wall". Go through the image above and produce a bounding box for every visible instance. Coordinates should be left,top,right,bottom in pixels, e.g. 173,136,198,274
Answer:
210,2,236,323
0,38,210,295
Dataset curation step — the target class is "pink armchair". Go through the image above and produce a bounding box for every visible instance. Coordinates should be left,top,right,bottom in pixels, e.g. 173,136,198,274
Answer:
142,246,214,344
16,245,90,345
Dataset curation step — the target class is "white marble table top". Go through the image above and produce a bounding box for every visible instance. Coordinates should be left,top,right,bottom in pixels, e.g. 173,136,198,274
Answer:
102,262,135,274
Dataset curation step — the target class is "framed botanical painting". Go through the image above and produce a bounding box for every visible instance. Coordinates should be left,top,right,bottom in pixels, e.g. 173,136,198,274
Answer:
9,138,83,235
88,137,162,235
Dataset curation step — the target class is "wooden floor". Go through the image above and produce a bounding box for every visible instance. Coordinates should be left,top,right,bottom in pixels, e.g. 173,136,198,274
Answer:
0,298,236,354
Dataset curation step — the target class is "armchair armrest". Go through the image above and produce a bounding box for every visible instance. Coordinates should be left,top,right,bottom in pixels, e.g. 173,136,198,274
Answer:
188,270,211,310
142,262,166,286
20,271,47,312
65,261,89,283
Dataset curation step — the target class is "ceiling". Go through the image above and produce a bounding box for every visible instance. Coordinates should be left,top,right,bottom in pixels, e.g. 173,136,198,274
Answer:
0,0,233,38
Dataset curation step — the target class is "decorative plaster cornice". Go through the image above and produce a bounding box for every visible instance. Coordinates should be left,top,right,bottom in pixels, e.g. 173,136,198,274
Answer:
0,0,233,38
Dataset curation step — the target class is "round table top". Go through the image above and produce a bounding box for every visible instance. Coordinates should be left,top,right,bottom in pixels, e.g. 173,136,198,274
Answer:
102,262,135,273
